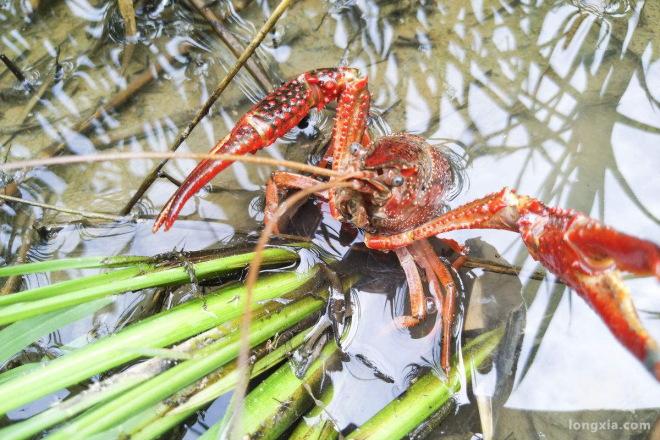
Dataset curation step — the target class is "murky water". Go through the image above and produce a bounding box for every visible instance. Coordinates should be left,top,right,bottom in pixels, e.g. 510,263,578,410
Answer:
1,0,659,438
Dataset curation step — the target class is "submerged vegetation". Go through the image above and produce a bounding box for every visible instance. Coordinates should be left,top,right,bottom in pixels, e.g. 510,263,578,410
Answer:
0,245,505,438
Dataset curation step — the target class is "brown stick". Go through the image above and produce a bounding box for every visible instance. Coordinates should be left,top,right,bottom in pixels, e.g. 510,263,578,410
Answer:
0,182,19,200
462,256,563,284
15,69,55,125
26,0,41,16
118,0,137,73
120,0,296,216
230,177,354,438
0,213,34,295
0,53,28,85
188,0,272,91
0,151,340,178
0,193,126,222
0,121,42,135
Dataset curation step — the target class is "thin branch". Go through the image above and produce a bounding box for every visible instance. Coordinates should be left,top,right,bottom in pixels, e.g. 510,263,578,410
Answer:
0,53,31,91
230,178,354,439
0,151,340,178
188,0,273,91
15,69,55,126
118,0,137,73
1,213,34,295
120,0,296,216
461,256,564,285
88,97,251,149
0,121,42,135
0,194,127,222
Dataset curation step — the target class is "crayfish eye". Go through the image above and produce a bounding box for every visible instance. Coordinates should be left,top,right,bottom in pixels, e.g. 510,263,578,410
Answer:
392,176,405,187
349,143,362,155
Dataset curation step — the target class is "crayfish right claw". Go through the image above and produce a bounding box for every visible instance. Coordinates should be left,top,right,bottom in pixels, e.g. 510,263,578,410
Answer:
565,218,660,278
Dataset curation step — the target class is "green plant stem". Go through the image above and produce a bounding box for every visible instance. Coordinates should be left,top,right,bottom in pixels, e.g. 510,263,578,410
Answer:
346,326,505,440
47,295,325,439
0,298,114,364
0,298,308,440
0,266,145,306
129,328,311,440
213,342,339,440
0,285,318,440
289,386,339,440
0,256,149,277
0,268,318,416
0,248,296,324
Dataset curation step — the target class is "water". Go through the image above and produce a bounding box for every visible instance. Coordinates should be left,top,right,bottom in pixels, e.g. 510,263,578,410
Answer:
1,0,659,438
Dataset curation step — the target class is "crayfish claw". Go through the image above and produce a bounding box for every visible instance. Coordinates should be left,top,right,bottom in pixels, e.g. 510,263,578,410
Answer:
516,203,660,380
565,217,660,278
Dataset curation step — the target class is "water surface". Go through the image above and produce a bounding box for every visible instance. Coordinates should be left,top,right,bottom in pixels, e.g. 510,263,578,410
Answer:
0,0,658,438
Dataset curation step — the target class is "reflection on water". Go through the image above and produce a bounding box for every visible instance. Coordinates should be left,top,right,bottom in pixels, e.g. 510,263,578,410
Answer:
1,0,659,438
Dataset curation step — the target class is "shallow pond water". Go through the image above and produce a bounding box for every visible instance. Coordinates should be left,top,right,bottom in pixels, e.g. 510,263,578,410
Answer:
0,0,659,438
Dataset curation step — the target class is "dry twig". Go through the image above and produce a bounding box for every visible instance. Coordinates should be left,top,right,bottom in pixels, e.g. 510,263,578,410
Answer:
118,0,138,73
0,151,339,178
0,213,34,295
188,0,272,91
0,193,126,222
0,54,29,88
120,0,296,216
229,178,354,439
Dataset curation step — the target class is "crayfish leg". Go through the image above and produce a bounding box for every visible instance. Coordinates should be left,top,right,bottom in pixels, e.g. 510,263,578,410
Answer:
393,240,461,376
394,247,427,328
264,171,327,233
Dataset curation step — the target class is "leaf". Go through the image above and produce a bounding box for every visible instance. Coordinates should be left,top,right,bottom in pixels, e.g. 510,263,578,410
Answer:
0,268,317,417
0,363,41,385
0,297,114,365
0,256,148,277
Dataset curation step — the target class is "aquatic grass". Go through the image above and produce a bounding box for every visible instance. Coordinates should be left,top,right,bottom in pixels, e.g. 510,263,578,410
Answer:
0,287,320,440
0,363,40,385
45,295,325,439
0,247,297,324
289,387,339,440
346,326,505,439
201,342,339,440
0,255,150,277
0,267,318,416
0,266,145,307
128,329,311,440
201,327,503,440
0,297,114,364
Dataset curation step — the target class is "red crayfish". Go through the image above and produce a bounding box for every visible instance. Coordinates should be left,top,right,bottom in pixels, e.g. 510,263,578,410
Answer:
153,67,660,380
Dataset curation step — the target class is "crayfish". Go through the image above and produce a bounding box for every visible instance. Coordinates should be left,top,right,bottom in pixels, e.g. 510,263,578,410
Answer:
153,67,660,380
